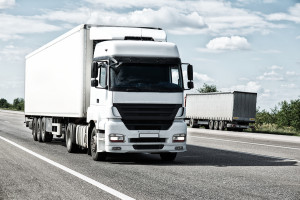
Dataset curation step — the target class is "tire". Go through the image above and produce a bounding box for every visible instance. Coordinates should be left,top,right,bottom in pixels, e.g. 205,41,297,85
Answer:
219,121,225,130
66,123,78,153
209,120,214,130
160,152,177,161
214,121,219,130
190,119,199,128
91,127,106,161
41,118,47,142
41,118,53,142
32,118,38,141
37,118,43,142
87,124,93,156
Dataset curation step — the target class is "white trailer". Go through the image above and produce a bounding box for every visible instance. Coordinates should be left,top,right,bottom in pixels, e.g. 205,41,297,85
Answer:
185,91,257,131
25,24,194,161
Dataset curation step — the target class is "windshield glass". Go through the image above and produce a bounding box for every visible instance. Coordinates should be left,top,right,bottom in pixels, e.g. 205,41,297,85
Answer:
110,63,183,92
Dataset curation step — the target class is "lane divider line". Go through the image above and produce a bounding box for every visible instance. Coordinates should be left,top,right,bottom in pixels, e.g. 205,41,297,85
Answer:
189,135,300,151
0,135,135,200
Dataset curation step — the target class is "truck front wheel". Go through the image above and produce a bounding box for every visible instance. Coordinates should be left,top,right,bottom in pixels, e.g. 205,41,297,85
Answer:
160,152,177,161
90,127,106,161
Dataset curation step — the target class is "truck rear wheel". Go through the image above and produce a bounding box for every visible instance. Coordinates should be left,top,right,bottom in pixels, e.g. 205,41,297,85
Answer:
214,121,219,130
91,127,106,161
209,120,214,130
190,118,199,128
66,123,78,153
32,118,38,141
219,121,225,130
37,118,43,142
41,118,53,142
160,152,177,161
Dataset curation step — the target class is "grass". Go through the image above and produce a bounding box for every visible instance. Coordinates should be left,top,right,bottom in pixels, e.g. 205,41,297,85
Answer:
0,107,24,111
245,123,300,137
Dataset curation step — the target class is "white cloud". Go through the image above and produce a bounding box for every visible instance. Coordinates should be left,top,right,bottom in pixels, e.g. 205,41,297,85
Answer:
0,14,62,41
286,71,296,76
281,83,296,88
206,36,250,51
31,0,282,36
0,0,15,9
0,0,288,40
36,7,91,24
257,70,284,81
183,70,214,83
0,45,31,62
269,65,283,70
194,72,215,83
88,7,207,35
266,3,300,23
296,35,300,40
221,81,262,93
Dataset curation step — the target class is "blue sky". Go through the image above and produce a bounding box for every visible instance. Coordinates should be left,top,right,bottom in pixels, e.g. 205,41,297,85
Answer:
0,0,299,110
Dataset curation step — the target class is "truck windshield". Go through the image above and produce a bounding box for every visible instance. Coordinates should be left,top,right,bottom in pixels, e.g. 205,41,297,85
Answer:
110,63,183,92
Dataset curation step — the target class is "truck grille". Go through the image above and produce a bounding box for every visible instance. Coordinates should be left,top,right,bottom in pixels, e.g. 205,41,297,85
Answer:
114,104,181,130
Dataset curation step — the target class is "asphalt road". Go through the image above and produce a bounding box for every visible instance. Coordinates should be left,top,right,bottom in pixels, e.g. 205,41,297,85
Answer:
1,110,300,200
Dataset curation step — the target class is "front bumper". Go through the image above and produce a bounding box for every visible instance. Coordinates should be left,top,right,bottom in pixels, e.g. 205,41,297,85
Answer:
97,119,187,153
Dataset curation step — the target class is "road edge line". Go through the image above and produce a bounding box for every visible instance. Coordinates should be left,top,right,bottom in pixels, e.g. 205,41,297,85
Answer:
0,135,135,200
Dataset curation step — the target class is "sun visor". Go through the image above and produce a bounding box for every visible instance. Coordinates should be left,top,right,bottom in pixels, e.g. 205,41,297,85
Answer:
90,27,166,42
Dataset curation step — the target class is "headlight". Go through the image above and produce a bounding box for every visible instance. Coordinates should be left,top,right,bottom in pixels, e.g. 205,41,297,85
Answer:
109,134,124,142
173,134,186,142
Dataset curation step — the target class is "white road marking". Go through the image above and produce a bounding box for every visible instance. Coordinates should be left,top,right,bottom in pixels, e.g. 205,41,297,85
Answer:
189,135,300,151
0,136,135,200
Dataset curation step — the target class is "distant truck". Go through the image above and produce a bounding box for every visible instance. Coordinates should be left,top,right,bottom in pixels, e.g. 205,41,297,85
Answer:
25,24,194,161
185,91,257,131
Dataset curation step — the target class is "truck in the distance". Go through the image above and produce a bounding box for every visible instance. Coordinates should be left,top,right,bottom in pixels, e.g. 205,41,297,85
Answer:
185,91,257,131
25,24,194,161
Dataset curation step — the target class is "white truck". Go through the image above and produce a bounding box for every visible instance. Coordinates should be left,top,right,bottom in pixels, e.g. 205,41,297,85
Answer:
185,92,257,131
25,24,194,161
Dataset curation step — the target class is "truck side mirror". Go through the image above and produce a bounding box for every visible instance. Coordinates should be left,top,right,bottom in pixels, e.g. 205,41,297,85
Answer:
188,81,194,89
187,64,193,81
91,62,98,78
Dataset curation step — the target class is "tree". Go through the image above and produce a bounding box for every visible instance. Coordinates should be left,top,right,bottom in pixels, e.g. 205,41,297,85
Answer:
0,98,10,108
196,83,218,93
12,98,24,111
290,99,300,131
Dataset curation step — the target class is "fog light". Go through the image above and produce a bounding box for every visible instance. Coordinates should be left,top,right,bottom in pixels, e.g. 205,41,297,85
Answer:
112,147,122,150
175,146,183,150
173,134,186,142
109,134,124,142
